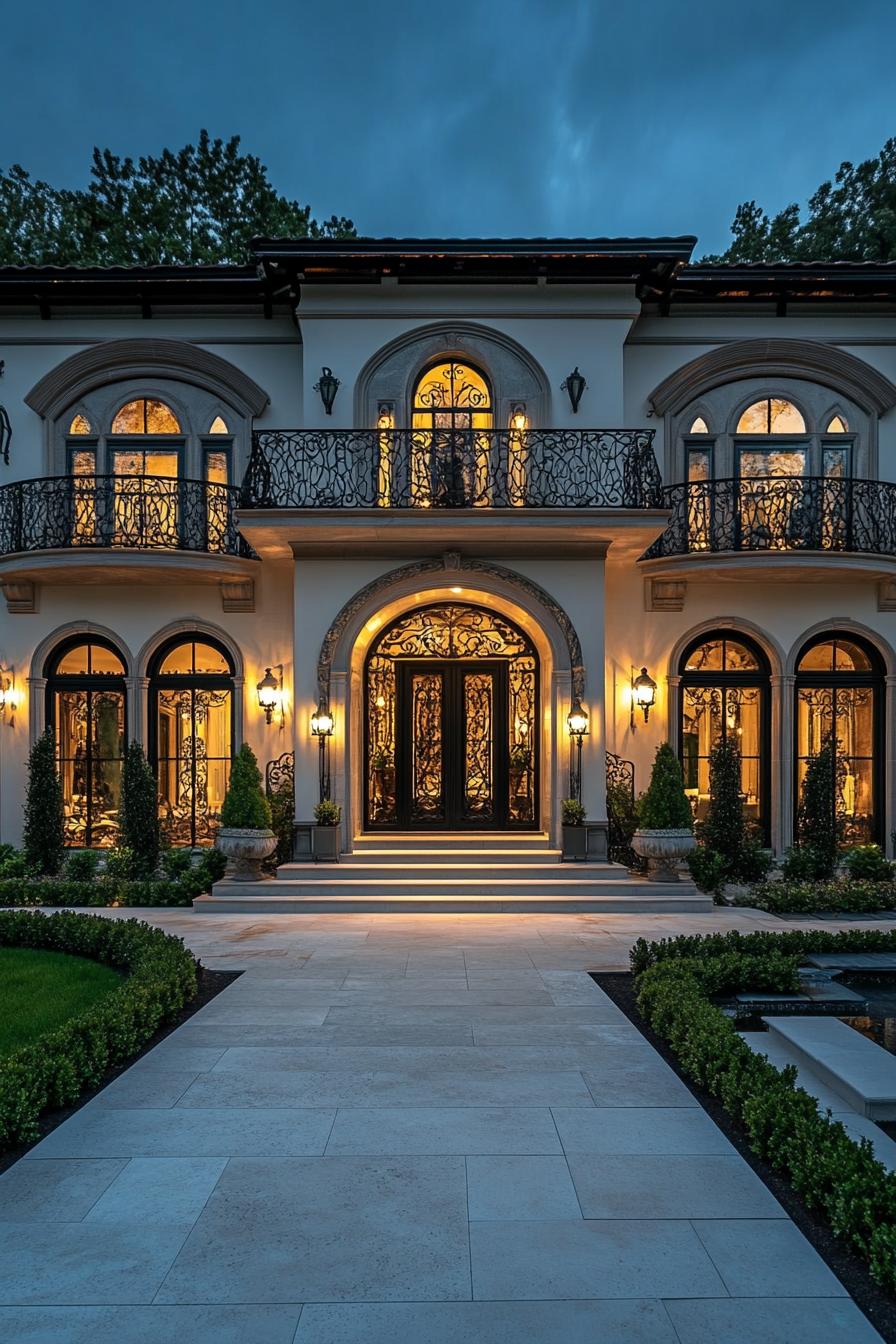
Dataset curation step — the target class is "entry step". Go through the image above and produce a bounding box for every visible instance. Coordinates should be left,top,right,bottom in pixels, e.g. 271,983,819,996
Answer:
763,1016,896,1120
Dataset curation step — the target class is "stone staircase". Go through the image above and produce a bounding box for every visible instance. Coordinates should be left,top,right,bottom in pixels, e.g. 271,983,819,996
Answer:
195,831,712,914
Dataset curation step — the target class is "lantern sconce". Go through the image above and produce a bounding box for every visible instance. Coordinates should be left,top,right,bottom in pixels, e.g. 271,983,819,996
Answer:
257,665,284,728
560,366,587,415
311,699,335,801
566,697,589,801
0,666,17,725
314,366,340,416
630,666,657,730
0,361,10,465
377,402,395,431
509,403,528,434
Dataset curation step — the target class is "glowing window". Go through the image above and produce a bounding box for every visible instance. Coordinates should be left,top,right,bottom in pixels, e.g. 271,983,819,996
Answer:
158,639,231,676
68,414,92,435
688,416,710,434
413,361,492,427
826,414,849,433
111,398,181,435
736,399,806,435
209,415,229,434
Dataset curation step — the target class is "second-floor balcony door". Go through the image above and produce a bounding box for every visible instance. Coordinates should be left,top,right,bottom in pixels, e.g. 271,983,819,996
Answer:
411,360,493,507
111,447,181,547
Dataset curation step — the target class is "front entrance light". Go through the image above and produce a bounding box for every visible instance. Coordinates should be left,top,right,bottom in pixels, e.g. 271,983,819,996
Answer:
311,699,334,802
567,697,588,802
257,665,283,726
314,366,340,416
311,701,334,737
567,698,589,738
560,366,587,414
630,666,657,729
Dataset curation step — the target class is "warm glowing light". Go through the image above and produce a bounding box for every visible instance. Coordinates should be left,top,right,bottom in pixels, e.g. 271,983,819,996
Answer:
450,586,463,594
567,699,589,737
256,666,283,726
630,667,658,726
311,703,334,737
366,616,382,633
510,404,528,434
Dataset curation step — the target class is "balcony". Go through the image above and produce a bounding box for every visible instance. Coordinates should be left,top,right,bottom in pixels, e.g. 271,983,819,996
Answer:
0,475,257,593
640,476,896,582
237,428,669,559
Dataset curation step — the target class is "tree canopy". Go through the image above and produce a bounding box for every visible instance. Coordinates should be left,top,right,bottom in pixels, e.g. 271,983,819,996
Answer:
704,135,896,264
0,130,355,267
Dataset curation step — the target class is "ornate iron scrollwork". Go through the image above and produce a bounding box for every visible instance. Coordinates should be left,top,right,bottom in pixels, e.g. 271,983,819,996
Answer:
265,750,295,797
606,750,643,870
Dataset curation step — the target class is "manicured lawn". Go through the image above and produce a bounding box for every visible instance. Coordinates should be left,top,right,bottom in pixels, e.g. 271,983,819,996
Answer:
0,948,122,1056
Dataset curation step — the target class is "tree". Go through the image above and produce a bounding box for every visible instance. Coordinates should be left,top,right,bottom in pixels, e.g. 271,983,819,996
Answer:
119,741,160,877
0,131,355,266
220,744,272,831
23,729,64,874
795,733,845,878
704,135,896,263
637,742,693,830
699,736,746,874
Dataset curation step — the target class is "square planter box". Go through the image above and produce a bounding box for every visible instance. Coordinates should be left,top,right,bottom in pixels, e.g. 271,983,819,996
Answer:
313,826,341,862
561,824,588,862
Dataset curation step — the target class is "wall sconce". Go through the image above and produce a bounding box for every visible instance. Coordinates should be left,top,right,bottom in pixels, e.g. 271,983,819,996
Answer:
560,367,587,414
377,402,395,431
0,666,17,724
257,665,284,727
509,403,528,434
311,699,334,801
566,697,589,801
0,361,10,465
630,666,657,729
314,366,340,416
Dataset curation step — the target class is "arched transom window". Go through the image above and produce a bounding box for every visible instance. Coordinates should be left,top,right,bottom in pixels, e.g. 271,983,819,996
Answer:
149,636,235,847
679,632,771,840
795,633,883,846
45,636,127,850
409,361,493,507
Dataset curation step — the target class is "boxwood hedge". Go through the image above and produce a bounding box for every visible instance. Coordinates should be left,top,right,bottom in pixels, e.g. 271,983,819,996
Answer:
0,910,198,1150
0,848,226,909
630,927,896,1292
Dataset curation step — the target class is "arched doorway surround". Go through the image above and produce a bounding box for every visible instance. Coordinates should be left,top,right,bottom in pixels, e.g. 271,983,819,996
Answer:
364,602,539,830
315,557,587,845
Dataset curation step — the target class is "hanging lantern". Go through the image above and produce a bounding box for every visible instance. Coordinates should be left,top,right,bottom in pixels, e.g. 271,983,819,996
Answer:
560,367,587,414
314,367,340,416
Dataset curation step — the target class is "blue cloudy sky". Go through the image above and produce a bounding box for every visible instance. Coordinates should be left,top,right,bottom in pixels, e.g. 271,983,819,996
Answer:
3,0,894,254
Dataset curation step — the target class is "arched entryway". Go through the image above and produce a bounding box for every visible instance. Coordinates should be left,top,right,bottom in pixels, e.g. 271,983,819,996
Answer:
364,602,539,830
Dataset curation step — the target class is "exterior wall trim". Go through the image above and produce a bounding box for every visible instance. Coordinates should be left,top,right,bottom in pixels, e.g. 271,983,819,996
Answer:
25,338,271,420
648,339,896,417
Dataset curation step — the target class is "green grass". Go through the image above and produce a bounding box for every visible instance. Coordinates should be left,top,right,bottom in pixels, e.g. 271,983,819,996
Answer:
0,948,122,1056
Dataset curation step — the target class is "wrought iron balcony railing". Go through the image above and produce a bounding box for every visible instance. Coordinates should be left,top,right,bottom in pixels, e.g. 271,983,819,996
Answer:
0,475,256,559
641,475,896,561
242,428,663,509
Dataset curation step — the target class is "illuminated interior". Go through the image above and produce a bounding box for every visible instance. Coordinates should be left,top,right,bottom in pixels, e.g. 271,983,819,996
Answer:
46,637,127,849
679,634,769,835
111,398,181,435
208,415,229,434
68,413,92,435
150,637,234,846
736,398,806,435
411,361,493,506
795,635,881,844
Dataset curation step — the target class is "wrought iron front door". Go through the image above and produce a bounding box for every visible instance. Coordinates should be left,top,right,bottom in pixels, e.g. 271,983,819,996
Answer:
396,661,509,828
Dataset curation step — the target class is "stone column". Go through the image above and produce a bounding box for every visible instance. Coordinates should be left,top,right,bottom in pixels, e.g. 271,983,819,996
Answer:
776,673,795,854
578,550,607,859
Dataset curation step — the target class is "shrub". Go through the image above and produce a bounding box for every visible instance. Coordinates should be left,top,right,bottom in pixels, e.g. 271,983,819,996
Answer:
64,850,101,881
269,786,295,865
795,734,843,879
630,926,896,1291
220,744,272,830
735,878,896,915
313,799,341,827
160,847,194,880
843,844,893,883
699,737,744,872
637,742,693,830
104,846,135,880
0,910,197,1149
781,844,830,882
0,849,30,879
687,846,727,894
0,848,225,910
23,729,64,875
561,797,586,826
119,741,160,877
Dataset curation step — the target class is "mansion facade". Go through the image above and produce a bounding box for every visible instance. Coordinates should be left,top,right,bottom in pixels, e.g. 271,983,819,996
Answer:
0,236,895,864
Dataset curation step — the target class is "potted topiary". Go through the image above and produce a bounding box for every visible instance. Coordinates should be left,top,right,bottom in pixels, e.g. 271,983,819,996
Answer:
313,799,342,862
632,742,696,882
561,797,587,861
215,743,276,882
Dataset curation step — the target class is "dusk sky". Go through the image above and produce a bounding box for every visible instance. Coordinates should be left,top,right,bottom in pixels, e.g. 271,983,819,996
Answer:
3,0,895,255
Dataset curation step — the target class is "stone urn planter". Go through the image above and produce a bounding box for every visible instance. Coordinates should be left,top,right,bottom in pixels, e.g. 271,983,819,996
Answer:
216,827,277,881
632,828,696,883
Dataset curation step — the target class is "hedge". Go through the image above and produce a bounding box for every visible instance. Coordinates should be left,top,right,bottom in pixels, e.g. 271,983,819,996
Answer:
0,848,226,909
735,879,896,915
0,910,198,1149
630,927,896,1291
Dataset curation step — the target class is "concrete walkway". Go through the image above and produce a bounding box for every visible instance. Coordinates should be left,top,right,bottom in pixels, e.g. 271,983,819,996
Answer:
0,908,887,1343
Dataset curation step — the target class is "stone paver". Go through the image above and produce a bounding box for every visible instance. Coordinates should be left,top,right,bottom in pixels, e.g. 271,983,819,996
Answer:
0,907,886,1341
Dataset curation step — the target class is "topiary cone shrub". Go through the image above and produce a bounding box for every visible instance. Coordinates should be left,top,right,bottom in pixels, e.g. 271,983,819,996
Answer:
790,733,844,880
23,728,65,875
120,740,161,877
633,742,695,883
220,743,272,831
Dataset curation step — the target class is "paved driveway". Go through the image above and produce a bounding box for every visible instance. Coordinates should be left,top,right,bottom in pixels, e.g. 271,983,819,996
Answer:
0,909,885,1342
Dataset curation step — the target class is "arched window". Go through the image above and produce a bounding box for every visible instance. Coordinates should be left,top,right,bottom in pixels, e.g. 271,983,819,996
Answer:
795,633,883,845
827,414,849,433
111,398,181,435
737,398,806,435
688,415,710,434
410,361,493,506
68,413,92,435
45,636,127,849
679,632,771,839
208,415,229,434
149,635,235,847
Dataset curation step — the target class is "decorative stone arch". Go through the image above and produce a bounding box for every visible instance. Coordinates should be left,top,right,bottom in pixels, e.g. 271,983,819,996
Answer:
136,618,246,749
318,555,584,705
785,617,896,678
649,339,896,418
26,339,270,422
354,321,551,428
28,621,136,745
